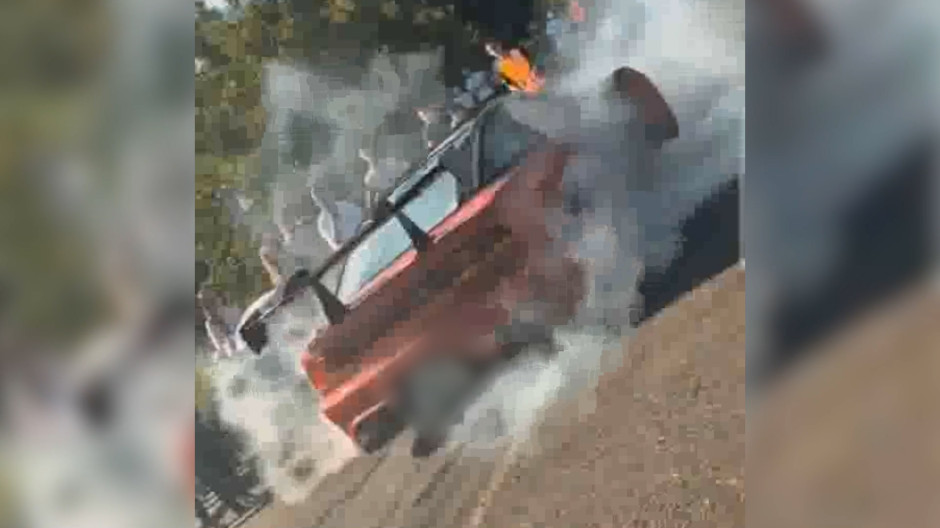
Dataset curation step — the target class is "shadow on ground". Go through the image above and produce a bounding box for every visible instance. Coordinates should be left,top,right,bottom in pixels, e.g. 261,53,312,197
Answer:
762,138,934,384
633,177,741,325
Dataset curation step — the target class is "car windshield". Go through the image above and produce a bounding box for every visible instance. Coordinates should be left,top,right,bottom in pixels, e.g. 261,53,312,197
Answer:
334,170,460,302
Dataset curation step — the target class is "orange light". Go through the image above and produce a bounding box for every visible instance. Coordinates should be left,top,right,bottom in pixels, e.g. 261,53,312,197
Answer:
569,0,586,23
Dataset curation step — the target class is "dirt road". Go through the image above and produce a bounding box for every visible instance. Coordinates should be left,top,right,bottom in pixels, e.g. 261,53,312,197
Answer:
751,280,940,528
242,266,745,528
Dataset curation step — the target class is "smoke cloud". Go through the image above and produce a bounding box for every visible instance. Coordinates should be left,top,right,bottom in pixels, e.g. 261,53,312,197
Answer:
207,49,451,503
449,0,744,454
209,290,358,504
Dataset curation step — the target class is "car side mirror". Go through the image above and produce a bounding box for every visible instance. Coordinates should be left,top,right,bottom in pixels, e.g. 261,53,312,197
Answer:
239,317,269,355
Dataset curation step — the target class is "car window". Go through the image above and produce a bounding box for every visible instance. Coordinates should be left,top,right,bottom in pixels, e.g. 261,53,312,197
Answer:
319,262,341,293
438,132,474,183
479,105,545,184
336,170,460,302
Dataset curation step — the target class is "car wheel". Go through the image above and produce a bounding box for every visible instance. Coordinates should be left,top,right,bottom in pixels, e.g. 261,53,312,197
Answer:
400,358,478,447
498,320,558,361
354,406,405,454
411,429,448,458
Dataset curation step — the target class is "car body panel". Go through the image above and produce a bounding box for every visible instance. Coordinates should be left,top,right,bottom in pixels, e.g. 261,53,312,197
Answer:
299,120,580,442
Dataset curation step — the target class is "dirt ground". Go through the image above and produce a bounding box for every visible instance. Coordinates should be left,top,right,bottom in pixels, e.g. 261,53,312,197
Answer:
750,280,940,528
242,266,746,528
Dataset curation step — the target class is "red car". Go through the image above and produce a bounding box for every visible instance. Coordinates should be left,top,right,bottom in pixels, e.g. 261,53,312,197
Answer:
240,68,678,455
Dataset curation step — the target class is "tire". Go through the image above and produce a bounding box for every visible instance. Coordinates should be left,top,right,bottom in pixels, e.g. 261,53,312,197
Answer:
411,429,448,458
497,320,559,361
354,406,405,454
399,358,478,454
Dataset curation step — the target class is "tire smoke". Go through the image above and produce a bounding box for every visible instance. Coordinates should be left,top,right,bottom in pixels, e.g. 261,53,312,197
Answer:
209,290,359,504
449,0,744,455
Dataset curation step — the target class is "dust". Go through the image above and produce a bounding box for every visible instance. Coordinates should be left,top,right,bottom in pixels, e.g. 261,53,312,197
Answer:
208,290,358,505
236,50,446,265
208,50,448,503
449,0,744,455
451,327,622,455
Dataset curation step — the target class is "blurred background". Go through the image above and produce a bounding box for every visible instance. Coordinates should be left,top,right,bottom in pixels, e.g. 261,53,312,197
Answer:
1,0,195,526
747,0,939,527
746,0,938,386
0,0,936,526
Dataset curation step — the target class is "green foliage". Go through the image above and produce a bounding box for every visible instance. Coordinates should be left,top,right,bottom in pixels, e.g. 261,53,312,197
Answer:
196,4,284,307
196,152,270,307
